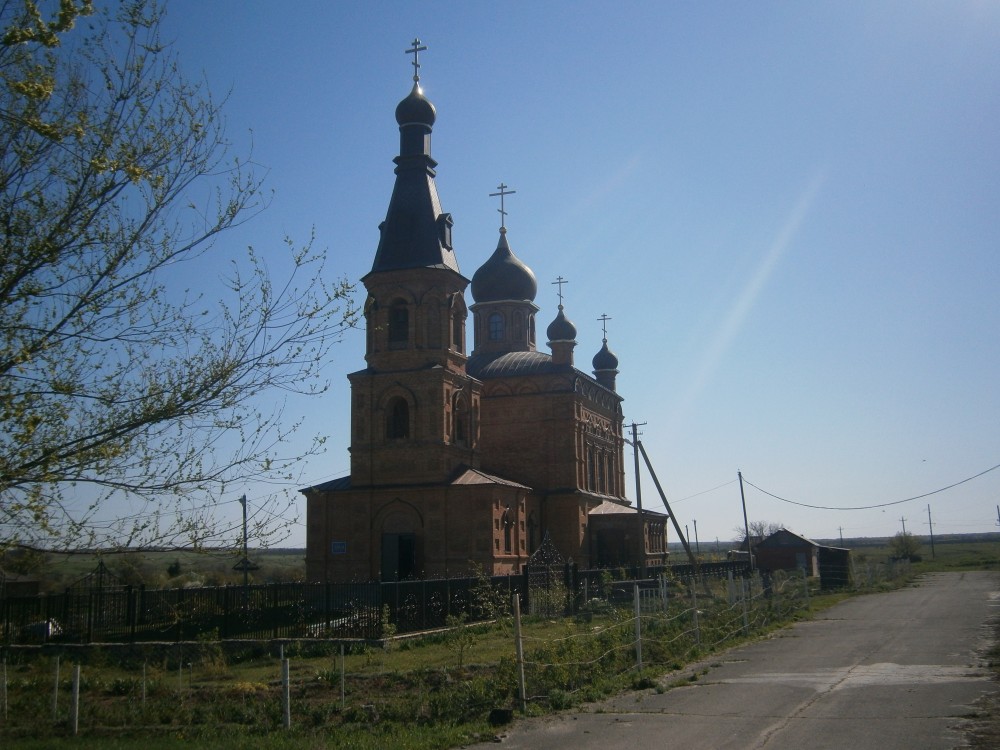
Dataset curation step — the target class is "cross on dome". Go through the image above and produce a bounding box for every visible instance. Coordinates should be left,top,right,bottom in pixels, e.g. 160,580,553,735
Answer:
597,313,612,341
552,275,569,307
489,182,516,231
406,38,427,82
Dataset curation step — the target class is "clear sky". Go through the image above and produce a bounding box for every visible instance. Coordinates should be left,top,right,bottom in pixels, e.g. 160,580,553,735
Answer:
145,0,1000,548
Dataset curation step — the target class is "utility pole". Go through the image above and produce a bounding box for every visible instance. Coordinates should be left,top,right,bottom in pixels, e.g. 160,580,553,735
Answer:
899,516,907,535
693,519,700,555
233,494,259,611
738,471,754,570
926,505,936,559
838,526,844,547
630,422,647,576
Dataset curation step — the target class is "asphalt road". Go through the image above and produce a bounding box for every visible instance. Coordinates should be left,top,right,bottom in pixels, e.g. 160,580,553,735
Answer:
474,571,1000,750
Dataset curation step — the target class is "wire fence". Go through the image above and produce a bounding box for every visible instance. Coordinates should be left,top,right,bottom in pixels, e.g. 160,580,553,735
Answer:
0,558,912,740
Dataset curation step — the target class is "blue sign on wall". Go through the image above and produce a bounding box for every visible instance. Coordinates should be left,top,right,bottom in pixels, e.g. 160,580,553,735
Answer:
330,541,347,555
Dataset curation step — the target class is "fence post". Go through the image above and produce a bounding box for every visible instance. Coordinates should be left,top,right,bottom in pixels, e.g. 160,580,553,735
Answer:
340,643,346,709
70,664,80,735
272,583,279,639
741,578,750,635
512,594,527,714
2,658,7,721
633,583,643,672
690,577,700,648
282,658,291,729
52,655,60,721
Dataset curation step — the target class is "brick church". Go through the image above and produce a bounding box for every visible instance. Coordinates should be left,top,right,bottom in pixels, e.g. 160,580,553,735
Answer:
303,46,668,582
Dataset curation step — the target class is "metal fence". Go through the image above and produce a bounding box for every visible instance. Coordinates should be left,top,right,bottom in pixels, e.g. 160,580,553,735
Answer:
1,561,751,645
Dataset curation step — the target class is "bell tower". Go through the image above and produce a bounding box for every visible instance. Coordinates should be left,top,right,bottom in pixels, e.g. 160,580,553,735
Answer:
349,41,481,487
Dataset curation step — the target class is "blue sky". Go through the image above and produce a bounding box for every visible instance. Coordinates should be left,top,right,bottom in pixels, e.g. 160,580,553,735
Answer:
148,0,999,548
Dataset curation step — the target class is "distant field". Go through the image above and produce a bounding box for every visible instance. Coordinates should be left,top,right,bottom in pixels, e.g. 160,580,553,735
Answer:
9,533,1000,593
5,548,307,592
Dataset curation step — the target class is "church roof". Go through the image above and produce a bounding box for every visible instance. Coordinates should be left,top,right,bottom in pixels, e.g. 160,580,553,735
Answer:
546,305,577,342
589,499,668,518
467,349,563,378
366,74,462,279
470,230,537,303
450,466,531,489
302,466,530,494
592,339,619,371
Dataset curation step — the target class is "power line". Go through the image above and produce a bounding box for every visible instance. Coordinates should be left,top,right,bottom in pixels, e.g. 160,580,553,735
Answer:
742,460,1000,511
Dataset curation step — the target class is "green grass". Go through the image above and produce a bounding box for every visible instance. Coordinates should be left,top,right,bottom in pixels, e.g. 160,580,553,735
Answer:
6,540,995,748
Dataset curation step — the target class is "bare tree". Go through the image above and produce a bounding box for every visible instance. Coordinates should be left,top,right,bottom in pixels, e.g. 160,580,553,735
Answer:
733,520,784,549
0,1,355,550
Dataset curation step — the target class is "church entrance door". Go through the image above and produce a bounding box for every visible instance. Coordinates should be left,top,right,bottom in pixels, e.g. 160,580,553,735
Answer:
381,533,416,581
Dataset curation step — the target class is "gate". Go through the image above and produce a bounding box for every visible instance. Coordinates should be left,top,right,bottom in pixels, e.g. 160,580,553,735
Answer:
525,532,567,616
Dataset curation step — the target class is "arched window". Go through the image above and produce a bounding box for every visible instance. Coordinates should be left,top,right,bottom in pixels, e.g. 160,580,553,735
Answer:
501,506,513,553
388,300,408,347
528,315,536,345
488,312,505,341
453,394,468,446
513,311,524,342
387,397,409,439
452,313,463,353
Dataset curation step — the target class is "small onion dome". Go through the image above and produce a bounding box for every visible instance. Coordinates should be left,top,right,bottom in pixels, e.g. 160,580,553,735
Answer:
592,339,619,371
395,82,436,127
546,305,577,342
471,230,538,303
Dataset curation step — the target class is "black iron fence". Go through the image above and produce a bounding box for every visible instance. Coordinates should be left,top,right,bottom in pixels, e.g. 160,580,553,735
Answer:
1,561,750,645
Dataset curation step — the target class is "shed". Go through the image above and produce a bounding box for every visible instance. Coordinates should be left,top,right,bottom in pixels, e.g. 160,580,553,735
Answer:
755,529,852,589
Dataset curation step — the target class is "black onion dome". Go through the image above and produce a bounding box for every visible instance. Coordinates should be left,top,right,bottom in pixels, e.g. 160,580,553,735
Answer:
593,339,619,370
546,305,577,342
395,82,436,127
471,231,538,303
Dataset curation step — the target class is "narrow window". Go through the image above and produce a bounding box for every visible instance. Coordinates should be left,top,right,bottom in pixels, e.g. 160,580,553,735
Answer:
453,395,468,446
452,313,463,353
502,507,512,553
388,300,408,346
488,312,505,341
387,398,409,439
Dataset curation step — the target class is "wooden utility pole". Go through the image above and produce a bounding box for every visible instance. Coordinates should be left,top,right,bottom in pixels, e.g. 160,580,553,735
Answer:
636,441,697,571
738,471,754,570
900,516,907,535
631,422,647,576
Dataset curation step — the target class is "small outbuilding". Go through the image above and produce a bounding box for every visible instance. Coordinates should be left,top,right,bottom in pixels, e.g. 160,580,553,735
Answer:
755,528,852,589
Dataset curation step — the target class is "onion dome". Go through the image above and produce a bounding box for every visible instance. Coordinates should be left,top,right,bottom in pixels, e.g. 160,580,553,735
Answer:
546,305,577,342
395,82,436,127
471,230,538,303
592,339,619,371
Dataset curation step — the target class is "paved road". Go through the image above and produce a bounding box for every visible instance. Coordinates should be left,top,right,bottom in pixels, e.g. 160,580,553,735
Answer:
475,571,1000,750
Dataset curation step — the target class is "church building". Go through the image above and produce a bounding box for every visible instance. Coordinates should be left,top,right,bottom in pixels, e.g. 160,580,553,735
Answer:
303,45,668,582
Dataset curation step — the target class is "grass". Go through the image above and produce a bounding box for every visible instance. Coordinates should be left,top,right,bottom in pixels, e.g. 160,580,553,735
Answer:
4,539,996,748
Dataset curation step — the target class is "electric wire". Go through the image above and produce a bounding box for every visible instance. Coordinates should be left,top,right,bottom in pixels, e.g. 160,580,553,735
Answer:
742,460,1000,511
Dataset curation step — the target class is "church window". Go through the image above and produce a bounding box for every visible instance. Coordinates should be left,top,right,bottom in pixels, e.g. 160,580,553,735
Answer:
388,300,409,347
502,507,512,553
453,394,468,446
528,315,536,345
387,398,409,439
488,312,505,341
587,449,596,491
513,311,524,342
452,313,463,353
